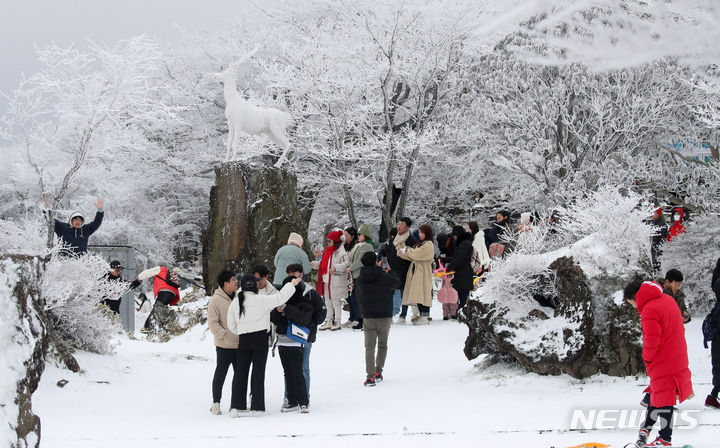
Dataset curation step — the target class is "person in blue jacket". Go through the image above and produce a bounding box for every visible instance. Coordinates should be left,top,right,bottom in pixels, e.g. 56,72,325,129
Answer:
53,197,105,255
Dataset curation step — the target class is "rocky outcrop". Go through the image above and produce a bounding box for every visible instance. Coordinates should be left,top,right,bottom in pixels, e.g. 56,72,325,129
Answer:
202,161,307,295
1,255,47,448
463,256,644,379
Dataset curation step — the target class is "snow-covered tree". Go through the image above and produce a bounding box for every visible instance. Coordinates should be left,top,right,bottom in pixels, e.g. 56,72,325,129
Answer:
660,214,720,315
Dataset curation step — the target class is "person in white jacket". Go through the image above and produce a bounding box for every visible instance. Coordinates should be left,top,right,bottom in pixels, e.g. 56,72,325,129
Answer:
226,274,299,416
468,221,491,273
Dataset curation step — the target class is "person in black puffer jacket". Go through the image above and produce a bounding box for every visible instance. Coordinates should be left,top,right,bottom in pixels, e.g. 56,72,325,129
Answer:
446,226,475,311
270,274,314,413
356,251,400,386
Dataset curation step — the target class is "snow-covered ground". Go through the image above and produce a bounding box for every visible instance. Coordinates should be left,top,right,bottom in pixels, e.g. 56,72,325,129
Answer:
34,305,720,448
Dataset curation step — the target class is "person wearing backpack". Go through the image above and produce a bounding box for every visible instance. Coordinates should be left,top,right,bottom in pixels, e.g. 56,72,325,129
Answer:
705,258,720,409
270,275,314,413
137,265,181,333
284,263,326,402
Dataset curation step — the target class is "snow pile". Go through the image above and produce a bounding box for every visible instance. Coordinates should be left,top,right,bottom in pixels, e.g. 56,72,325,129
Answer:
660,213,720,315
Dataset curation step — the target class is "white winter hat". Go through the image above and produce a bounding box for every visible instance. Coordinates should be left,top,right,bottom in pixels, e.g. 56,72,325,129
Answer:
287,232,304,247
68,210,85,223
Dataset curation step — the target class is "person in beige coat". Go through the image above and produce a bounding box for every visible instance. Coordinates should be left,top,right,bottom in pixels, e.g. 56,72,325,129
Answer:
399,224,435,326
208,270,240,415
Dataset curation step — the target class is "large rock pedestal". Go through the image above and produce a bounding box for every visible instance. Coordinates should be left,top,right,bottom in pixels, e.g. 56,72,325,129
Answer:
202,162,307,295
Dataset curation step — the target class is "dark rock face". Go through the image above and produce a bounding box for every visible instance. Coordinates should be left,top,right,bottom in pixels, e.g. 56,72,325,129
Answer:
202,162,308,295
463,256,644,379
2,255,47,448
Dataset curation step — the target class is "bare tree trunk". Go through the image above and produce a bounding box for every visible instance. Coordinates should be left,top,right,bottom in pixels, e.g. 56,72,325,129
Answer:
394,142,421,221
341,184,358,229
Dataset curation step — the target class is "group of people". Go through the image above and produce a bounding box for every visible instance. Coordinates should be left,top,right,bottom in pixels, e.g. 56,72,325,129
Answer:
47,199,720,446
208,262,324,416
203,214,517,416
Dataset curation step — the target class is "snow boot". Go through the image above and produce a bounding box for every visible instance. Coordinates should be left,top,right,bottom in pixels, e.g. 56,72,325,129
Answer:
412,316,429,326
210,403,221,415
705,394,720,409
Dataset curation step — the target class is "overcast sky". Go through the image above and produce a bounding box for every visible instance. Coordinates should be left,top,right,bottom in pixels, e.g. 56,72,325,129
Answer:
0,0,260,111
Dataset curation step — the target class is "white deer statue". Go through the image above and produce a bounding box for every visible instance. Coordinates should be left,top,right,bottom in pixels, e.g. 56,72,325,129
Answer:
213,48,292,167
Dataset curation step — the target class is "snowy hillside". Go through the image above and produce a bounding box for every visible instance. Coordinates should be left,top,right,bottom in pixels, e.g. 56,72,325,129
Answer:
33,305,720,448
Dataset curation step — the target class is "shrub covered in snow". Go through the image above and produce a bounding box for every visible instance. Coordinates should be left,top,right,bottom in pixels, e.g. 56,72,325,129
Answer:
42,253,126,354
660,214,720,316
1,217,126,356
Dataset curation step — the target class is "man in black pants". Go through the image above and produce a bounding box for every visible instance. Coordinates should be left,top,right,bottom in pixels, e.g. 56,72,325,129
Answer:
208,270,239,415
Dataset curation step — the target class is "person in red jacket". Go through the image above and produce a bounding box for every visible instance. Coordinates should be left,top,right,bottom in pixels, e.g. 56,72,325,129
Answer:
624,280,693,447
666,208,686,242
137,266,181,333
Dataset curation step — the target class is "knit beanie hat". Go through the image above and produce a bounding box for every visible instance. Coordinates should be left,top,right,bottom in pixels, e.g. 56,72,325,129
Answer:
287,232,304,247
327,230,343,243
358,224,372,240
68,210,85,223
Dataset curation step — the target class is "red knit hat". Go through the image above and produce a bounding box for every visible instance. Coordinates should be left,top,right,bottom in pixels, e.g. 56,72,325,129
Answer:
327,230,343,243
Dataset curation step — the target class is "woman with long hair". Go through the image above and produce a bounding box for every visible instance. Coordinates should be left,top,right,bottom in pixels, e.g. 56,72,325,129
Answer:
226,274,299,416
311,230,349,330
399,224,435,325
